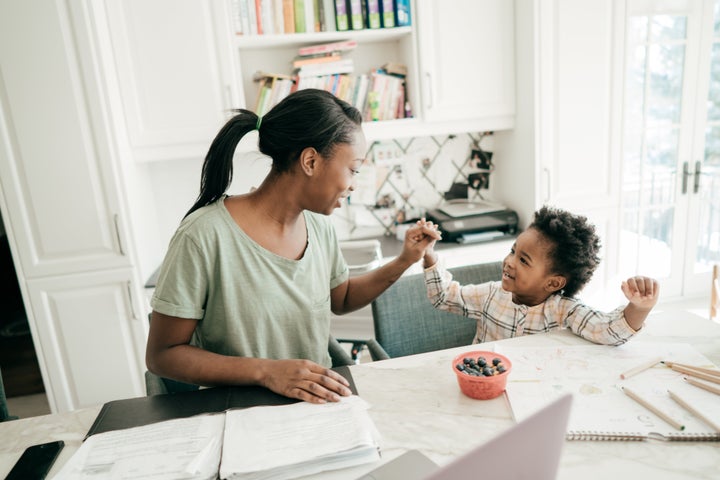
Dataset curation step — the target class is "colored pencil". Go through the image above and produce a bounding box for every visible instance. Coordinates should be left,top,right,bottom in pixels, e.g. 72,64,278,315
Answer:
662,361,720,378
619,356,663,379
621,386,685,431
668,389,720,432
670,365,720,385
684,376,720,396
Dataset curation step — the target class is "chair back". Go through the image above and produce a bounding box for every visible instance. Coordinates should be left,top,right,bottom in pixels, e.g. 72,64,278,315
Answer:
371,261,504,358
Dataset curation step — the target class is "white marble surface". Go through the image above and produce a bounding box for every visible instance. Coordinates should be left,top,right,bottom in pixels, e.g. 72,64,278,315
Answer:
1,309,718,479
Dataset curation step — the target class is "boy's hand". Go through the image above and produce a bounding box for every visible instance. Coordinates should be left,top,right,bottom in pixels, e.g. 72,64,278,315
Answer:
621,276,660,310
397,219,441,265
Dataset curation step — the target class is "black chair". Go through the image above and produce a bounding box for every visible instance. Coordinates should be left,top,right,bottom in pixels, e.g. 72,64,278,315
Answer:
367,261,504,359
0,367,18,421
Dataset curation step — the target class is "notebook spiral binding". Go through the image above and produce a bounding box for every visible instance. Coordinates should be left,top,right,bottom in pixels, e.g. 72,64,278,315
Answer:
567,431,720,442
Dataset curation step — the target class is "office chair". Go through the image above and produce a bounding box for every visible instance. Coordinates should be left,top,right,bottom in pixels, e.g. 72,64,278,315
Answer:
145,335,355,395
368,261,504,359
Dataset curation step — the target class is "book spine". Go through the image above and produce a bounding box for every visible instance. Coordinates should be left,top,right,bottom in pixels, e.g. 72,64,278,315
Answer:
294,0,306,32
297,39,356,56
255,0,264,34
247,0,259,35
393,0,410,27
273,0,284,33
282,0,295,32
380,0,395,28
260,0,274,34
335,0,349,31
321,0,337,32
348,0,364,30
365,0,380,29
304,0,316,33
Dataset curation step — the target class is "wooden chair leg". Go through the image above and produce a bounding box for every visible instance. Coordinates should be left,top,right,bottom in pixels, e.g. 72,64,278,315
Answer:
712,264,719,321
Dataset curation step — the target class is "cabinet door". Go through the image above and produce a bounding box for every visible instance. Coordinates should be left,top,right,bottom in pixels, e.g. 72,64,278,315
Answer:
103,0,241,162
415,0,515,126
0,0,132,279
26,269,147,413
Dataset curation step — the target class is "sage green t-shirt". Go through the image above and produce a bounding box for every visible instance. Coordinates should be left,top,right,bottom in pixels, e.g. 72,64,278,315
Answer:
150,198,349,367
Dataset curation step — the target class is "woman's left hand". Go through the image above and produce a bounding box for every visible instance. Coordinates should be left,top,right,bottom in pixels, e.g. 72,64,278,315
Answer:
398,219,441,264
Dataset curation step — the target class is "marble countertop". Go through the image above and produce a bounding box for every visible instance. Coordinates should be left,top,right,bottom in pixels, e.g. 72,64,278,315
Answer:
1,309,718,479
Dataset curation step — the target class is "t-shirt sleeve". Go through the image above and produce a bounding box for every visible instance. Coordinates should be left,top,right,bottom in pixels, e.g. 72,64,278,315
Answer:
150,231,208,320
318,215,349,289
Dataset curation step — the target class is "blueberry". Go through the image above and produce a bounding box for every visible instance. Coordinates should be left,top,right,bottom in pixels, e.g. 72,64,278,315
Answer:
482,367,493,376
497,365,506,373
492,357,501,366
463,357,472,365
456,363,465,371
477,358,487,368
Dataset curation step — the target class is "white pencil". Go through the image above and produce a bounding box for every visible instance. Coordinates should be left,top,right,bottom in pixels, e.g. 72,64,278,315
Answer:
620,356,663,379
621,386,685,431
668,389,720,432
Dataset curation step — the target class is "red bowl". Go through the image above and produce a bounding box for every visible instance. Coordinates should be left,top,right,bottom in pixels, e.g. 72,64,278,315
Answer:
452,351,512,400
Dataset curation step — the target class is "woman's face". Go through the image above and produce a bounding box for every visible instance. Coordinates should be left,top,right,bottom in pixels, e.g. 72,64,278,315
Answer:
311,129,367,215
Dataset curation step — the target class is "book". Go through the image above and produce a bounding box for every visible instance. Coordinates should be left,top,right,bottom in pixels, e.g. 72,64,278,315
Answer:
282,0,295,33
393,0,411,27
319,0,337,32
292,52,342,68
272,0,284,33
335,0,350,31
498,343,720,442
365,0,381,29
296,58,354,77
304,0,316,33
348,0,364,30
247,0,259,35
294,0,306,32
379,0,394,28
297,39,357,56
58,396,379,480
254,0,264,34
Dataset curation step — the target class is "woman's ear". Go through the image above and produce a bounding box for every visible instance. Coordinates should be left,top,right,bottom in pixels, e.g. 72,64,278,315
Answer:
545,275,567,294
299,147,319,176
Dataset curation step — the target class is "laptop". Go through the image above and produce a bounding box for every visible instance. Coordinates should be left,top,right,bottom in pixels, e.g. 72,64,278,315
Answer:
357,393,573,480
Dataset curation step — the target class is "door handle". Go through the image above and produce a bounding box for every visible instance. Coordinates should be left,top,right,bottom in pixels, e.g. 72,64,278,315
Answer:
693,161,701,194
681,161,690,194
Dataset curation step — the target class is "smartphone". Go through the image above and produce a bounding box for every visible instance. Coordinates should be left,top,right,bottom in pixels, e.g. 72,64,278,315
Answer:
5,440,64,480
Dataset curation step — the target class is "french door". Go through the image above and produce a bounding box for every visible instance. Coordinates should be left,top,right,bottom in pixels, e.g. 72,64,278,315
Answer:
620,0,720,297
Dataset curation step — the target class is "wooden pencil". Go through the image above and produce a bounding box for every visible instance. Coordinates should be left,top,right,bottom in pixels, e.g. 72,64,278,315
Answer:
684,376,720,396
670,365,720,385
619,356,663,379
668,389,720,432
621,386,685,431
662,361,720,378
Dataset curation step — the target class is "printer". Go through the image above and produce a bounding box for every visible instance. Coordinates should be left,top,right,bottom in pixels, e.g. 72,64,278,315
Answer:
426,200,519,244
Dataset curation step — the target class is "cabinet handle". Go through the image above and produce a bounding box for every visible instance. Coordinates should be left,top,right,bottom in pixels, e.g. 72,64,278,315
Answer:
681,161,689,195
693,161,701,194
113,214,126,256
425,72,433,110
126,282,139,321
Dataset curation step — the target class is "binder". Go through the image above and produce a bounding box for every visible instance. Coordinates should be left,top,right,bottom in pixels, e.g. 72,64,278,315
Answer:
365,0,381,29
380,0,394,28
335,0,350,31
348,0,364,30
394,0,411,27
86,365,357,438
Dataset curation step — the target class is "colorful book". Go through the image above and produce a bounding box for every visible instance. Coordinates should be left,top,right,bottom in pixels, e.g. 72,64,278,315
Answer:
255,0,264,34
247,0,259,35
365,0,381,29
282,0,295,33
294,0,306,32
320,0,337,31
380,0,395,28
335,0,349,31
297,39,357,56
348,0,364,30
296,58,354,77
292,53,342,68
394,0,410,26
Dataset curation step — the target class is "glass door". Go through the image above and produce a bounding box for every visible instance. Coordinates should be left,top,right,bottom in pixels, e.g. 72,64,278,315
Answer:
620,0,720,297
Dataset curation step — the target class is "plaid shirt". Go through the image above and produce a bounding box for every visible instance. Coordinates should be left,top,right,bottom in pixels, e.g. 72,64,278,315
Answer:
424,264,638,346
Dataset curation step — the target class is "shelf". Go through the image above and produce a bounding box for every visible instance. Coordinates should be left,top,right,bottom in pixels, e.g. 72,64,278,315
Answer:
362,115,515,142
234,27,413,49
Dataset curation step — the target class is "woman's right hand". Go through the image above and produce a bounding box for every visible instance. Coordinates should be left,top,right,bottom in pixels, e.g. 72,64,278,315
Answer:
259,359,353,404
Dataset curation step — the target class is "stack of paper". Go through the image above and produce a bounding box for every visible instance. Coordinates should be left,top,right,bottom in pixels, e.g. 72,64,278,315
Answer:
54,396,380,480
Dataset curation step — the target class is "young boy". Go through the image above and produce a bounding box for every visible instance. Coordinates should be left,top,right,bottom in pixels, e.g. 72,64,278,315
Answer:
420,206,659,346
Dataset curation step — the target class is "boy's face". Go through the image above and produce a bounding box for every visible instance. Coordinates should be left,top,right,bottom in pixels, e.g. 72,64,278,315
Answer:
501,228,567,306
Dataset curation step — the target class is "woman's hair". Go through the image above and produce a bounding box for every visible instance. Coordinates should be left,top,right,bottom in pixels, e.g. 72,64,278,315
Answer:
185,89,362,218
529,206,601,298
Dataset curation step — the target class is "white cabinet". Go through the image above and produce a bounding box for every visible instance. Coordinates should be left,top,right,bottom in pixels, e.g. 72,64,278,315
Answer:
26,269,146,412
415,0,515,131
494,0,622,306
0,0,148,412
103,0,241,162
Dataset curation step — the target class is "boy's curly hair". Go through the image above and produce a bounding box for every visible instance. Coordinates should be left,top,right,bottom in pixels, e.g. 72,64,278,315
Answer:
529,206,601,298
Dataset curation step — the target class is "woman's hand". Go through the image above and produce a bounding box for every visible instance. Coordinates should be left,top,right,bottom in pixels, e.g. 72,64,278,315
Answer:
397,218,442,265
259,359,353,404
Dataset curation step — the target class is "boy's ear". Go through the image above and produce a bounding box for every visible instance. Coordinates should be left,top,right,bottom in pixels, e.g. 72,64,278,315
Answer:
545,275,567,293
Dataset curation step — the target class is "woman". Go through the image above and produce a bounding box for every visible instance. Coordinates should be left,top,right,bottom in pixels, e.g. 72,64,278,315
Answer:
146,89,440,404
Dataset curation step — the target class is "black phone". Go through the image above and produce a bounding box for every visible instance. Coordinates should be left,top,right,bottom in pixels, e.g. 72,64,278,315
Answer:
5,440,64,480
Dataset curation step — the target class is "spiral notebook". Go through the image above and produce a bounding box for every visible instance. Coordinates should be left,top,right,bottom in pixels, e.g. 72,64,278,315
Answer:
498,343,720,442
